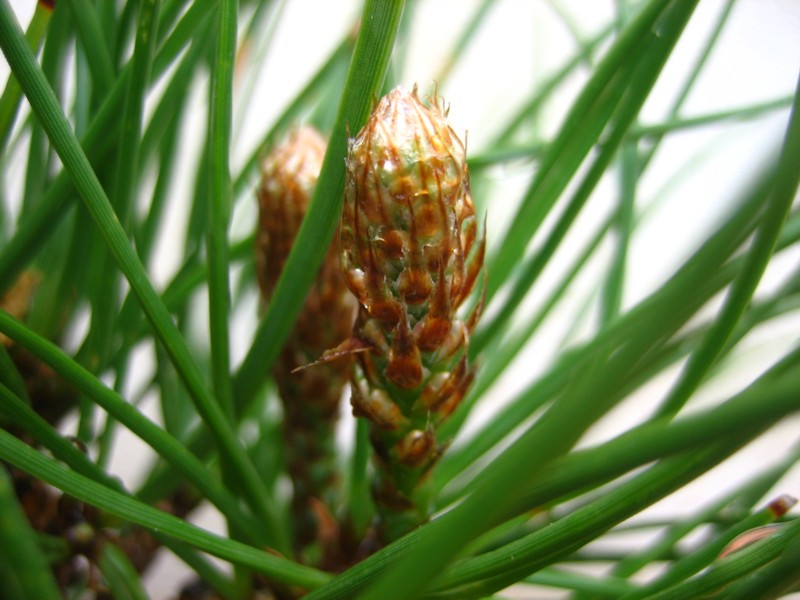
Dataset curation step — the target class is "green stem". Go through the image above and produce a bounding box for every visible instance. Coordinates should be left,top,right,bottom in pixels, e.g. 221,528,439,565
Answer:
0,429,332,591
474,0,688,355
135,80,185,266
524,568,635,597
114,0,160,230
86,0,160,373
607,446,800,583
231,0,286,143
0,0,288,553
633,96,793,138
20,1,67,220
0,1,217,296
206,0,237,421
438,216,611,450
429,439,755,599
98,545,149,600
63,0,116,96
0,0,51,152
466,96,794,170
638,0,737,170
723,532,800,600
490,22,614,148
645,519,800,600
304,363,800,600
0,320,265,543
233,0,406,407
601,140,637,323
0,343,28,403
654,70,800,418
482,0,672,306
445,159,773,491
345,417,374,541
232,32,353,202
0,464,61,600
621,497,798,598
1,368,238,598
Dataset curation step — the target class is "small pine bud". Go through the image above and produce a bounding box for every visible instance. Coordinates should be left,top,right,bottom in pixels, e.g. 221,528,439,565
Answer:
341,85,483,400
256,127,356,405
256,126,327,300
255,127,356,551
340,85,485,540
341,85,482,338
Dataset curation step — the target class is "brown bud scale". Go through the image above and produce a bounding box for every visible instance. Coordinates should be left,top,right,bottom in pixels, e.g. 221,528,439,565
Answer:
339,86,485,540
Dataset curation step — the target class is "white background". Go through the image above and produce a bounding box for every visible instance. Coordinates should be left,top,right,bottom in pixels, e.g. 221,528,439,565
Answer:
3,1,800,598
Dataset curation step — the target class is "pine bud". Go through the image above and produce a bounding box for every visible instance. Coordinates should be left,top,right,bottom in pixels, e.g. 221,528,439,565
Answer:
256,127,355,406
256,127,326,302
255,126,356,551
340,86,484,539
341,86,482,350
